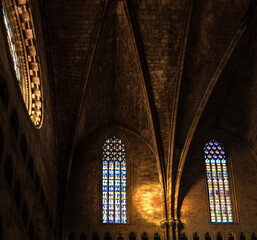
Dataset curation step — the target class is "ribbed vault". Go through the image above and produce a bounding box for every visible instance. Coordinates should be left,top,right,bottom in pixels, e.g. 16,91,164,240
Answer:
42,0,257,238
74,0,155,148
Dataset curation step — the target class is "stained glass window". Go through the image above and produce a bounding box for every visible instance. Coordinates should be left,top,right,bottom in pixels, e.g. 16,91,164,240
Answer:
2,7,21,82
204,139,233,223
102,136,126,224
2,1,43,127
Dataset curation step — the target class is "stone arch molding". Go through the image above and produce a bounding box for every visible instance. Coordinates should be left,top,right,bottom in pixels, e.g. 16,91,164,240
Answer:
2,0,43,127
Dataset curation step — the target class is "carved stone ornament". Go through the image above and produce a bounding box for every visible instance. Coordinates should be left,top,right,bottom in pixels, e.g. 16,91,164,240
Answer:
2,0,43,127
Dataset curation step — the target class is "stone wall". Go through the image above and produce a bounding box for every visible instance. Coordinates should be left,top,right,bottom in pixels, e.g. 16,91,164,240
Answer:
179,133,257,240
0,0,57,238
65,127,165,240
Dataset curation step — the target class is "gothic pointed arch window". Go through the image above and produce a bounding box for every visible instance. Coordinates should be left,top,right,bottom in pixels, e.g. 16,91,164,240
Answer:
204,139,233,223
102,136,127,224
1,0,43,127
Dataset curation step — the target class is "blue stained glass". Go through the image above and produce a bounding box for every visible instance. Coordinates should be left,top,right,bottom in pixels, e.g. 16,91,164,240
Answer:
108,161,114,223
2,7,21,82
115,161,120,223
102,136,126,224
102,160,108,223
121,161,126,223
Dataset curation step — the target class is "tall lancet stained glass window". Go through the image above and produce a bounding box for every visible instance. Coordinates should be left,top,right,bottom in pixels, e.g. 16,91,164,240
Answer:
204,139,233,223
102,136,127,224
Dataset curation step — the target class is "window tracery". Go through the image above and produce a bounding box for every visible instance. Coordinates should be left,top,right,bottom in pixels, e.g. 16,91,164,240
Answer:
102,136,127,224
2,0,43,127
204,139,233,223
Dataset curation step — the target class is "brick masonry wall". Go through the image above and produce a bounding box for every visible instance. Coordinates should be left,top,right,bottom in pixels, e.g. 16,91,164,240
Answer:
76,0,155,147
46,0,105,175
176,0,250,147
131,0,187,165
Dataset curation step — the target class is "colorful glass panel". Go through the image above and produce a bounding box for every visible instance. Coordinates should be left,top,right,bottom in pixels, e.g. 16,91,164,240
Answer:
115,160,120,223
121,160,127,223
204,139,233,223
102,136,126,224
102,160,108,223
108,161,114,223
2,7,21,82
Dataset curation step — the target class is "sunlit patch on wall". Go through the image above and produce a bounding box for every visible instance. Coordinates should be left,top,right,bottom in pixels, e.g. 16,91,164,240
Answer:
133,183,162,224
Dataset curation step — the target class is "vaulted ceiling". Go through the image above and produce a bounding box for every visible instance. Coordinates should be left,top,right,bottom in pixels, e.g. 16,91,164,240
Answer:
42,0,257,219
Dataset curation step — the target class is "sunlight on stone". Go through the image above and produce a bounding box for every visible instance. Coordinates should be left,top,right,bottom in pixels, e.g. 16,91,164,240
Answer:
134,183,162,224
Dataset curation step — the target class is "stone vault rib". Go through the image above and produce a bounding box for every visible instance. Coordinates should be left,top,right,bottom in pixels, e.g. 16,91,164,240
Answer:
173,5,255,222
